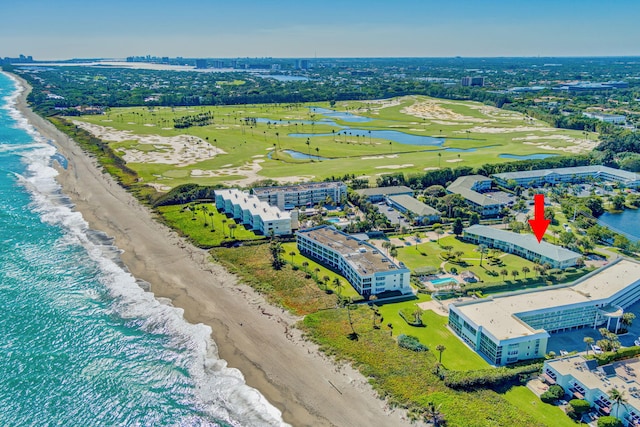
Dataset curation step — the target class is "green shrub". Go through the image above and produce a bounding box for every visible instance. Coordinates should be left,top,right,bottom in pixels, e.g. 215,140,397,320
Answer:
444,363,542,390
541,384,565,403
597,416,623,427
594,346,640,365
568,399,591,416
397,334,429,352
398,307,423,326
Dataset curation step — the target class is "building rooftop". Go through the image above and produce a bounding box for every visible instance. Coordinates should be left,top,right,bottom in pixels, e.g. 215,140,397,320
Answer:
547,355,640,408
446,175,503,207
493,165,640,184
355,186,414,198
452,259,640,341
464,225,581,264
387,194,440,217
297,226,406,276
251,181,346,195
216,189,290,222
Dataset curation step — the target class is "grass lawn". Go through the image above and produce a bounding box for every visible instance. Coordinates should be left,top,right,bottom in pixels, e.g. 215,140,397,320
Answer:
395,233,592,295
502,386,576,427
157,203,265,247
280,242,360,300
212,244,337,315
375,296,488,371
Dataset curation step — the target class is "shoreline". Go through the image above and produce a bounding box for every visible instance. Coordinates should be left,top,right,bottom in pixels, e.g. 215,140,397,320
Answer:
8,72,412,427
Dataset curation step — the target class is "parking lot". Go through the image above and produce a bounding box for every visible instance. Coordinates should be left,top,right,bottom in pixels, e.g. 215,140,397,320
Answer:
547,299,640,355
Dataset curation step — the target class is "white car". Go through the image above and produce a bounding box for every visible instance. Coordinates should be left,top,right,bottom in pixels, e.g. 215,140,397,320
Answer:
591,344,603,354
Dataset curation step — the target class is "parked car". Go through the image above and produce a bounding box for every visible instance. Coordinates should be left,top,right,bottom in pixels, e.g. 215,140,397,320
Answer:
592,344,603,354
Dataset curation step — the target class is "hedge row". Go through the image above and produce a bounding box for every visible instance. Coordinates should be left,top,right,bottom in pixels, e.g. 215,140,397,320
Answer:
443,363,543,390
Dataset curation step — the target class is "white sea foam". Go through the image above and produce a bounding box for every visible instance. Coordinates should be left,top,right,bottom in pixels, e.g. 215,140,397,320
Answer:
3,73,289,427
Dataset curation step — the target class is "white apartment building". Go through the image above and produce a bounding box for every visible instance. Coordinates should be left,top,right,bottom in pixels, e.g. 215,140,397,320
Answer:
214,189,292,236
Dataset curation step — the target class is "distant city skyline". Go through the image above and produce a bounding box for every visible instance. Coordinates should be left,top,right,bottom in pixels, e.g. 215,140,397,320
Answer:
3,0,640,60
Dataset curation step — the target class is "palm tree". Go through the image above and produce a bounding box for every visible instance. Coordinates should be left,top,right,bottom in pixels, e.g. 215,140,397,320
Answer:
438,152,442,168
436,344,446,364
423,402,445,427
511,270,520,281
306,138,311,158
382,241,392,254
289,251,296,264
522,266,531,279
201,205,209,227
222,219,228,237
333,277,343,297
584,336,594,355
500,269,509,281
478,244,488,267
315,146,320,160
228,223,237,239
389,247,398,261
275,132,280,150
314,267,320,280
609,388,628,419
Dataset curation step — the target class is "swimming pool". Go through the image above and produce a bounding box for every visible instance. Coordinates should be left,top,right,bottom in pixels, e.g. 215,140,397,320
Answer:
326,217,341,224
430,277,459,288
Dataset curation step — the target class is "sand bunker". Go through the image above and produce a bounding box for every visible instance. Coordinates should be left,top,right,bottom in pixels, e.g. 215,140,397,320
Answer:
513,134,597,153
189,159,315,187
375,164,414,169
72,121,226,167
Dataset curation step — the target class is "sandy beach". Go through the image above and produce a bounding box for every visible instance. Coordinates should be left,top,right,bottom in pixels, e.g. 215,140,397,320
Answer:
11,74,412,427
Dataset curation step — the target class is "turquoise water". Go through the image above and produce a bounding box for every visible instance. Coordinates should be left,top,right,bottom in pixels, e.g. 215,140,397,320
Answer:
0,73,285,426
288,129,445,146
498,153,558,160
430,277,458,288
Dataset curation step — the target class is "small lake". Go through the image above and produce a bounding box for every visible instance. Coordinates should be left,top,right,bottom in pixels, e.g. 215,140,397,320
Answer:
499,153,559,160
309,107,373,123
267,149,328,161
288,129,445,146
598,209,640,242
256,117,338,126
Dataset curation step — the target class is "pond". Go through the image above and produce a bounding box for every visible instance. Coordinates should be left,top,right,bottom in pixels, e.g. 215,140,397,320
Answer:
498,153,559,160
267,149,328,161
598,208,640,242
288,129,446,146
309,107,373,123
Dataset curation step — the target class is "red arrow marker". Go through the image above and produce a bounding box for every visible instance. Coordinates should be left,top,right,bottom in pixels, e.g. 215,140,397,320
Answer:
528,194,551,243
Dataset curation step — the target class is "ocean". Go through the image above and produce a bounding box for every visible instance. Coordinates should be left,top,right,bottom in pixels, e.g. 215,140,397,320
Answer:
0,72,285,427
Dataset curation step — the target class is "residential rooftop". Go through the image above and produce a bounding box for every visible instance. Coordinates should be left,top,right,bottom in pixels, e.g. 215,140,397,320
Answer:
464,224,581,264
355,185,414,197
387,194,440,217
215,189,290,221
452,259,640,341
297,226,402,276
446,175,502,207
251,181,346,195
546,355,640,407
492,165,640,184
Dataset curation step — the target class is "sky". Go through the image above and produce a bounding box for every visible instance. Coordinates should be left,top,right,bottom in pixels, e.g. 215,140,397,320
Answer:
2,0,640,60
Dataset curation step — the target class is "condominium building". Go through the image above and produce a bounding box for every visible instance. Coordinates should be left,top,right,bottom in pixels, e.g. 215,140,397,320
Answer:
296,225,412,297
449,259,640,365
214,189,292,236
544,355,640,425
251,181,347,210
385,194,441,224
355,186,414,203
463,225,581,269
493,165,640,189
446,175,506,217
